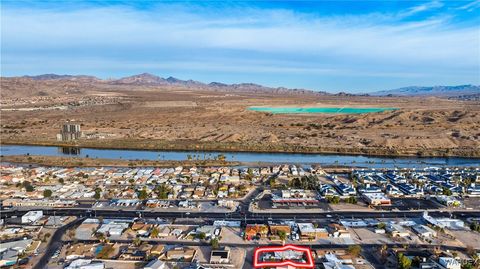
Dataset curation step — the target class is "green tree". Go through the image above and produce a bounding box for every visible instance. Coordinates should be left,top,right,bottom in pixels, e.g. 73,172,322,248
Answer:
58,178,64,184
43,189,53,198
397,253,412,269
94,187,102,200
347,245,362,257
197,232,206,240
210,238,219,249
154,184,171,199
137,188,148,200
150,227,159,238
95,232,106,242
442,188,452,196
470,222,480,233
346,196,357,204
412,256,421,268
25,185,34,192
133,237,142,246
326,196,340,204
377,222,386,229
277,231,287,242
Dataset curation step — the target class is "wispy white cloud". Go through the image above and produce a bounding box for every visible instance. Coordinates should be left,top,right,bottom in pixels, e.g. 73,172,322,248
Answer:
400,0,444,17
456,0,480,11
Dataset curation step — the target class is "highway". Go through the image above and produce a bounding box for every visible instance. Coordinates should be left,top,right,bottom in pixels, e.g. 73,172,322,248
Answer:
2,207,480,221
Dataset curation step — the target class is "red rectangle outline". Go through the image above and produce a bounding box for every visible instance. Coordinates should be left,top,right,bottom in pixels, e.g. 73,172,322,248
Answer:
253,244,314,268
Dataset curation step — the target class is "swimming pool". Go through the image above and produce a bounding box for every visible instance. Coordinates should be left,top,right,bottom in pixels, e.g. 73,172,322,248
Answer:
248,107,397,114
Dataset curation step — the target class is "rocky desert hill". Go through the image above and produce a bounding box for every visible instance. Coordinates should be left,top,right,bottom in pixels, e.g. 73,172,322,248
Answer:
1,74,479,157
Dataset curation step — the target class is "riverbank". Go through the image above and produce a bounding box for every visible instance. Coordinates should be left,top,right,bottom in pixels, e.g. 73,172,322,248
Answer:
2,144,479,168
2,138,479,158
0,155,239,168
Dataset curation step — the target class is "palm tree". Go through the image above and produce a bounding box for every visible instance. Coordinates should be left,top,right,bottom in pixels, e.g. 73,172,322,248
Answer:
278,231,287,245
133,237,142,246
150,227,159,238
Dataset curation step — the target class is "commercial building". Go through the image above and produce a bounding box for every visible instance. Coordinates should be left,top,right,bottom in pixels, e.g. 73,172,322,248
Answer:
412,225,437,239
435,196,462,207
362,192,391,206
210,247,230,264
21,210,43,224
423,212,465,230
65,259,105,269
297,223,328,240
245,224,269,240
271,189,319,206
2,198,78,208
268,222,291,238
97,220,130,237
386,224,410,238
328,224,351,238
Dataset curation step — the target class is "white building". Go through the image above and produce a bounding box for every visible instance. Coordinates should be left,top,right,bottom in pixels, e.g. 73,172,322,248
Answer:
423,212,465,230
65,259,105,269
362,192,391,206
97,220,130,237
412,225,437,238
438,257,461,269
21,211,43,224
386,224,410,238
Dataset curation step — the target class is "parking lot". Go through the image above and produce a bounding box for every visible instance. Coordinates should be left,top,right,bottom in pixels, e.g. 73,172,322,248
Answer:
377,198,443,211
257,194,331,211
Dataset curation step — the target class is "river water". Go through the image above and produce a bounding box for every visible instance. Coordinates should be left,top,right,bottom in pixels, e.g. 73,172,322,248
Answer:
1,144,478,168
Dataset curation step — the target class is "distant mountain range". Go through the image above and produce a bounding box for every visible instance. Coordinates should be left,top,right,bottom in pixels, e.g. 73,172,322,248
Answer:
10,73,480,97
371,85,480,97
23,74,99,81
17,73,328,96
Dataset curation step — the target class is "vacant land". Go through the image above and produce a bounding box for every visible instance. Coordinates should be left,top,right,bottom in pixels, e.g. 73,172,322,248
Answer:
1,76,479,157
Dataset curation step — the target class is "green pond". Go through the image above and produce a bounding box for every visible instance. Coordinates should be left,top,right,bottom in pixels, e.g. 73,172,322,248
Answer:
248,107,397,114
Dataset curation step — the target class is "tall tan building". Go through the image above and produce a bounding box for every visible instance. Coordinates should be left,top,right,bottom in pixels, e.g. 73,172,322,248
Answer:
56,123,83,141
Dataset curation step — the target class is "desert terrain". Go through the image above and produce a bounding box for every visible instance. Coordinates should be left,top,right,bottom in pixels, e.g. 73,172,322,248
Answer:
1,74,479,157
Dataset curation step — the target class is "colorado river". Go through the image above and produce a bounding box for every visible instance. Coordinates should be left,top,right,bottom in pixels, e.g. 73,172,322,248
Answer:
1,144,478,168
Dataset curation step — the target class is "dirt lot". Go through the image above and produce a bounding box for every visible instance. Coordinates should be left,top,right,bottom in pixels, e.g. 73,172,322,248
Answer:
449,230,480,248
2,76,479,157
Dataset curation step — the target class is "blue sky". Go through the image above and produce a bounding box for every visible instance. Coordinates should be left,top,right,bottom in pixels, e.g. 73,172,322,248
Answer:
1,0,479,92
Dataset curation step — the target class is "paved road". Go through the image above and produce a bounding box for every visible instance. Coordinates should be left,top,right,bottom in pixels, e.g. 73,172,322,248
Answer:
32,218,85,269
3,207,480,221
63,237,477,250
